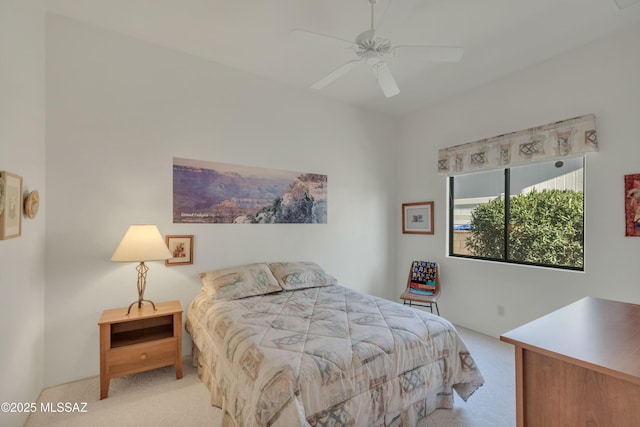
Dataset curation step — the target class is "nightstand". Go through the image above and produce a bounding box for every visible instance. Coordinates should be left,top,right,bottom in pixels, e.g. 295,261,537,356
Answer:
98,300,183,399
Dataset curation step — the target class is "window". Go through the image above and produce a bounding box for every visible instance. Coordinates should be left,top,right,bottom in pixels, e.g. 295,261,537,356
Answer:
449,157,584,270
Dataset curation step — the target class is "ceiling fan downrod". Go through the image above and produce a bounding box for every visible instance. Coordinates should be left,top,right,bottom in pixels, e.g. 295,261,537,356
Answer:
369,0,376,31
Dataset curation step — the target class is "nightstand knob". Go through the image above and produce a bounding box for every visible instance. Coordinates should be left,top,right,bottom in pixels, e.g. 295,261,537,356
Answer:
140,353,147,360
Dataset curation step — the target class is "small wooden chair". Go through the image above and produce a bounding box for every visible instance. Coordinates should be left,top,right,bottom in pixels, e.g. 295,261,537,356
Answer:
400,261,440,315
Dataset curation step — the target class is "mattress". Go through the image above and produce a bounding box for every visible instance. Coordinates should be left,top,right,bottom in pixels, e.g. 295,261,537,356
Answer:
186,284,484,427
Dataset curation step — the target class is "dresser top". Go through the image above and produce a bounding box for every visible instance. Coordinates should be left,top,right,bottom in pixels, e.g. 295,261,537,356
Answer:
501,297,640,384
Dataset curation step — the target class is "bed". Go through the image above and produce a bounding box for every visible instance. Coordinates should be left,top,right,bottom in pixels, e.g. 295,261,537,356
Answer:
185,262,484,427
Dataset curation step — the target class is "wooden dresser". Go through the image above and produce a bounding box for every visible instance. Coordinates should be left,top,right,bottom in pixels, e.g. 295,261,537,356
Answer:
98,300,183,399
500,297,640,426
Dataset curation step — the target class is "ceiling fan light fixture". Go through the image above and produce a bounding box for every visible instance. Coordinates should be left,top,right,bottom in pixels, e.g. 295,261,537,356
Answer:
365,52,380,65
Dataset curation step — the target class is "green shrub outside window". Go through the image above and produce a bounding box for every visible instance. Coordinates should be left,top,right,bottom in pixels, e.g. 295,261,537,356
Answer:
449,158,584,270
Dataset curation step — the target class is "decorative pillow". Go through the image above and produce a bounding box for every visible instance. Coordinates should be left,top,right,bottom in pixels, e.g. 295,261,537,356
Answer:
268,262,337,290
200,263,282,301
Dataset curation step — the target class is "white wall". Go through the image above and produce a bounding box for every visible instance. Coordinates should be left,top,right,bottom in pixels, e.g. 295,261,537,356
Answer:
45,14,398,387
396,23,640,338
0,0,46,426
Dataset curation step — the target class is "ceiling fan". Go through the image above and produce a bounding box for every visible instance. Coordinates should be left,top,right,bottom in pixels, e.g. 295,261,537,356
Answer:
292,0,464,98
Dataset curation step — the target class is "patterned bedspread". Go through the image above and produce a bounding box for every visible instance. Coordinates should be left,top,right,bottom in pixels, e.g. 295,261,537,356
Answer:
186,284,483,427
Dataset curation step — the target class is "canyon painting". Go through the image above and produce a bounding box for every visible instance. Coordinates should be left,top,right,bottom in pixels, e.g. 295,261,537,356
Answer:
173,157,327,224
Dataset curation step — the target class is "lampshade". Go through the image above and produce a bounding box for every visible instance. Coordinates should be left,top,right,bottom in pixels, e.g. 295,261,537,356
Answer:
111,225,171,262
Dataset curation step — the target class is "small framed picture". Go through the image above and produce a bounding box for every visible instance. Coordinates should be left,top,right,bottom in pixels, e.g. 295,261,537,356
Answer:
402,201,434,235
625,173,640,237
165,235,194,266
0,172,23,240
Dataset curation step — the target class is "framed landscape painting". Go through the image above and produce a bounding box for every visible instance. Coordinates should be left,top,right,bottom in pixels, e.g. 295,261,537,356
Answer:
173,157,327,224
402,201,434,235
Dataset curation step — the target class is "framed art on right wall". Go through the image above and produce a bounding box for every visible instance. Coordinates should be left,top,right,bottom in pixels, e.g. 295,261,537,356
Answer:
625,173,640,236
402,201,434,235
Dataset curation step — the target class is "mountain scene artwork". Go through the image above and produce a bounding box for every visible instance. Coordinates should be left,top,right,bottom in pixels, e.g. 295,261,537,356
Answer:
173,157,327,224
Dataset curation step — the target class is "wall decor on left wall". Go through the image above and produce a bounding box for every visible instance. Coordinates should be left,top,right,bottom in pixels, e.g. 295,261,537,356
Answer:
24,189,40,219
0,171,23,240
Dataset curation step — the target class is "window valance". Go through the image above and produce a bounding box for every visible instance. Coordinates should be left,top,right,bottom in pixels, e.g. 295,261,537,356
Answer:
437,114,597,175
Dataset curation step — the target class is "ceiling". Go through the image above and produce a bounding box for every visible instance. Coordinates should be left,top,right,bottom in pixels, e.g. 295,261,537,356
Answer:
45,0,640,117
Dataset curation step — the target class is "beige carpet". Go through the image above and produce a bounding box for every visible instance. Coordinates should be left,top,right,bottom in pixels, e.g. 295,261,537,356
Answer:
24,326,515,427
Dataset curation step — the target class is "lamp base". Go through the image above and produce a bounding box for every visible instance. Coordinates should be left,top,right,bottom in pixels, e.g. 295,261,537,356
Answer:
126,298,157,315
125,261,158,315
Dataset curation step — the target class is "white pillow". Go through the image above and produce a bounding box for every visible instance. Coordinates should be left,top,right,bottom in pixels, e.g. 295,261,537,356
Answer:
268,262,337,290
200,263,282,301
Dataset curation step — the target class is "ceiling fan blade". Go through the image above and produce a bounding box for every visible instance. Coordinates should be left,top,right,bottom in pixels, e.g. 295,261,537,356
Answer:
392,46,464,62
311,59,362,90
373,62,400,98
290,28,355,49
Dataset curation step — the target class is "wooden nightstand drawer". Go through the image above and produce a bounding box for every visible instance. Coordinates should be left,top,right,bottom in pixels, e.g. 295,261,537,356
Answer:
99,300,183,399
107,337,177,377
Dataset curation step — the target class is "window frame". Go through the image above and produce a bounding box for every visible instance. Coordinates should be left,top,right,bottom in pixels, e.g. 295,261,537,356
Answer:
448,159,585,272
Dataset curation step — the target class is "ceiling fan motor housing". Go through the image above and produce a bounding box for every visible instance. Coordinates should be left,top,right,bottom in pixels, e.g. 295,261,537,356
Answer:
355,30,391,60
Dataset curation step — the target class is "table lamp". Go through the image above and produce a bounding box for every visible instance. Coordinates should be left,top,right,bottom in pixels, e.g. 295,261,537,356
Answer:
111,224,172,314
